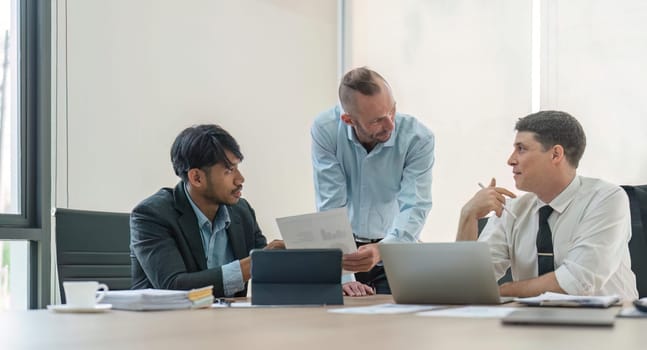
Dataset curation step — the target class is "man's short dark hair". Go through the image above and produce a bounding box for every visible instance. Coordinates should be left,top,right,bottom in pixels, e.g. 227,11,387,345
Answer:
515,110,586,168
338,67,387,114
170,124,243,182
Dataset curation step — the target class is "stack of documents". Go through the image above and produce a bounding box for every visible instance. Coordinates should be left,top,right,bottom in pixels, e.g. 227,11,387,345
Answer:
102,286,214,311
515,292,620,308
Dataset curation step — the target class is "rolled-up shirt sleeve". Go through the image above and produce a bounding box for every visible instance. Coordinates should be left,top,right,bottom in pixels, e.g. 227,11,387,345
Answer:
554,187,632,295
221,260,245,297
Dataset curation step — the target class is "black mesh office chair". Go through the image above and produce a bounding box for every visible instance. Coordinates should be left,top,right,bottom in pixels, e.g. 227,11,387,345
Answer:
55,208,132,303
621,185,647,298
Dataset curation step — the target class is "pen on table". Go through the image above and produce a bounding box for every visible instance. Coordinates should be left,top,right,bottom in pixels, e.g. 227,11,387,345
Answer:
478,182,517,219
215,298,236,307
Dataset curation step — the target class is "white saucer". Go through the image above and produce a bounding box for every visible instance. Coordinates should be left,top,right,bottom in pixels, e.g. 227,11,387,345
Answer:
47,303,112,313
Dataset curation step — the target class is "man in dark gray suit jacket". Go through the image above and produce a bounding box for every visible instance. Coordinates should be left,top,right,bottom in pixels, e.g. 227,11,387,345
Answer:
130,124,283,297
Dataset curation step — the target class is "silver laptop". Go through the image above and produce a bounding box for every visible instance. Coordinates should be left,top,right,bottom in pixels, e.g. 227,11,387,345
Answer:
379,241,512,305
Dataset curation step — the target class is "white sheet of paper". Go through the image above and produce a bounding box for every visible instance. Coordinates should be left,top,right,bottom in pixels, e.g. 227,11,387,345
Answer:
328,303,444,315
417,306,517,318
276,208,357,274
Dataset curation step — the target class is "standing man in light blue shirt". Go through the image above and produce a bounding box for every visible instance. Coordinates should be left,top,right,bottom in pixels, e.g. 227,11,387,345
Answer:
311,67,435,296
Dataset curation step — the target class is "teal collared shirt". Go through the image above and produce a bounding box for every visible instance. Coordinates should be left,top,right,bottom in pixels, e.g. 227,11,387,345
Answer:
184,185,244,296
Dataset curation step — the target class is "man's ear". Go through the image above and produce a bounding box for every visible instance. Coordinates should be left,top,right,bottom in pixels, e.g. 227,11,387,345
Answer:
551,145,565,162
186,168,204,188
340,113,354,126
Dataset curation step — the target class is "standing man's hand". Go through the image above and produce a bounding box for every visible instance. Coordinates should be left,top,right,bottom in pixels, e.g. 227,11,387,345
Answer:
342,281,375,297
343,243,380,272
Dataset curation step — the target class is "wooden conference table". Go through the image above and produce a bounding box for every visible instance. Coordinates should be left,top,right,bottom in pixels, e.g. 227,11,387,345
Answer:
1,295,645,350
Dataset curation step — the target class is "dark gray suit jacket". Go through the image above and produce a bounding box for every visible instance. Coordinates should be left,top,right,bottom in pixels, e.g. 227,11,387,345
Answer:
130,182,267,297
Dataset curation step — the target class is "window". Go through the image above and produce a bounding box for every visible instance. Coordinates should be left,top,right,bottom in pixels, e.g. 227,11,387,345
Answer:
0,0,19,216
0,0,51,309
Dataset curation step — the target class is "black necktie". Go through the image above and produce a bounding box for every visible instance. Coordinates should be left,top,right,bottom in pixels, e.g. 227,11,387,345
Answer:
536,205,554,276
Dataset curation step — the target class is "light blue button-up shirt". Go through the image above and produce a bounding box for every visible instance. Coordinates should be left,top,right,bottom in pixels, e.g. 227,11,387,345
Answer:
311,105,434,243
184,185,244,296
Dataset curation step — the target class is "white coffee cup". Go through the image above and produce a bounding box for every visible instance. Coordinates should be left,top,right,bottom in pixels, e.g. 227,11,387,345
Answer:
63,281,109,308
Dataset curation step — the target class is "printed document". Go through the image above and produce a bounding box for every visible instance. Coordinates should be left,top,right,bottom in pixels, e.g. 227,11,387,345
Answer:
276,208,357,274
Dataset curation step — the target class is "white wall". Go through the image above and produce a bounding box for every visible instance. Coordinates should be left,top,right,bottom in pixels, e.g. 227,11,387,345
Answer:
542,0,647,184
55,0,338,241
55,0,647,247
345,0,533,242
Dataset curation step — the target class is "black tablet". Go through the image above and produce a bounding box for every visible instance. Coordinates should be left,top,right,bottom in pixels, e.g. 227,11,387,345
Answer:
250,249,343,306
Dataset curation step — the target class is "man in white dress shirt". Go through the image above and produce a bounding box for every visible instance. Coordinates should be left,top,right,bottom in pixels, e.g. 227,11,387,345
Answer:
457,110,638,299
